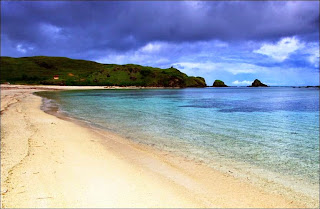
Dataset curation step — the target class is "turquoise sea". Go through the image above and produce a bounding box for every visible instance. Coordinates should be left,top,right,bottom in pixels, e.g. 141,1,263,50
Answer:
37,87,319,197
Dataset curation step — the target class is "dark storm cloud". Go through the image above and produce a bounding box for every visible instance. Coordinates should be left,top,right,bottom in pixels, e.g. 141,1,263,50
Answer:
1,1,319,58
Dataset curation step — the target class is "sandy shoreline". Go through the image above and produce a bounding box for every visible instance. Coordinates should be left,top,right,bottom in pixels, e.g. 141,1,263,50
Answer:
0,84,316,208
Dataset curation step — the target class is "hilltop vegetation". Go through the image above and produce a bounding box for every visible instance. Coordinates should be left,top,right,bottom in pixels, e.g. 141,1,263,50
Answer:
0,56,206,87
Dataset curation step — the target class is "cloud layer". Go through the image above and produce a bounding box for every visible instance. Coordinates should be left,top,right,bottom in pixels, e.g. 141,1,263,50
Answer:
253,37,304,62
1,1,319,86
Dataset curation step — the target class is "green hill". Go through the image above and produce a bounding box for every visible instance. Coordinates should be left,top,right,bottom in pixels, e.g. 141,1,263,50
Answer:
0,56,206,87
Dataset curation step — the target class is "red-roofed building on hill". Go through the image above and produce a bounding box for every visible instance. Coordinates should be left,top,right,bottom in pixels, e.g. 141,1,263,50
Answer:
53,75,59,80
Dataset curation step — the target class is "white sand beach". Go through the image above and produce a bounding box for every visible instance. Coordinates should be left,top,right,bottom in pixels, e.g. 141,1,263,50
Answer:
0,84,312,208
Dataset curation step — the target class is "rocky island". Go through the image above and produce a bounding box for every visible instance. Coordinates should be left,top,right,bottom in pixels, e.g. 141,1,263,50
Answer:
212,80,228,87
249,79,268,87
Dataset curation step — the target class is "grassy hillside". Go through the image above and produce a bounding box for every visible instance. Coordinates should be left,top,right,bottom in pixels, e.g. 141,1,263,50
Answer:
0,56,206,87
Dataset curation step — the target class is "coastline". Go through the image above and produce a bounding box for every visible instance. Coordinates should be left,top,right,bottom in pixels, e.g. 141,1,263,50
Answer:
0,84,316,208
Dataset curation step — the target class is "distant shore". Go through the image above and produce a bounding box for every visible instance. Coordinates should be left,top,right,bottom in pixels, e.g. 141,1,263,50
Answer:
0,84,182,91
0,84,314,208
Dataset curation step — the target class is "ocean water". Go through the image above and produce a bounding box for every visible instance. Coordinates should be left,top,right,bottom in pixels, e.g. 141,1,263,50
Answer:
37,87,319,195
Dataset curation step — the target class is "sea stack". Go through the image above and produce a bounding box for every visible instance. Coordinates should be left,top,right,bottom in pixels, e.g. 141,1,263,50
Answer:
249,79,268,87
212,80,228,87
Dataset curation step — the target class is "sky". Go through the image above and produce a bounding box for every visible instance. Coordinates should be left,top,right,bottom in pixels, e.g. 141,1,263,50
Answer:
1,1,319,86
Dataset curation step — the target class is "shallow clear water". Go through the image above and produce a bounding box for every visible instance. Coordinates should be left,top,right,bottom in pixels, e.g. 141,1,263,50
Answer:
38,87,319,187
